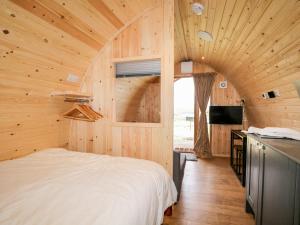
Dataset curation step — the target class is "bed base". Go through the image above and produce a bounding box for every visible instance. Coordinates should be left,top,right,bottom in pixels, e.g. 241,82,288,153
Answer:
164,206,172,216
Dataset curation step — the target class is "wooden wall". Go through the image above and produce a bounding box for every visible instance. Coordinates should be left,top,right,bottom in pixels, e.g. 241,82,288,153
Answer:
115,76,160,123
0,0,94,160
138,81,161,123
68,0,174,174
1,0,298,163
175,0,300,131
174,63,242,157
210,74,243,157
0,0,159,161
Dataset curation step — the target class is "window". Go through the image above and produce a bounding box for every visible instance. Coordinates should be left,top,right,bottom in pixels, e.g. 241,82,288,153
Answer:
115,59,161,123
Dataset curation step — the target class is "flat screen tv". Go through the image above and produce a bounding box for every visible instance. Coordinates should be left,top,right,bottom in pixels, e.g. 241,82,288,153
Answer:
209,106,243,125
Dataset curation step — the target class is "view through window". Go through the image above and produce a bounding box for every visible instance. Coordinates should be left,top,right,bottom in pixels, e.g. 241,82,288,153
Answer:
174,78,194,149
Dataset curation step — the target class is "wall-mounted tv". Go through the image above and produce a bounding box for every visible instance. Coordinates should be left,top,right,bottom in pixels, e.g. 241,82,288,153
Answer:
209,106,243,125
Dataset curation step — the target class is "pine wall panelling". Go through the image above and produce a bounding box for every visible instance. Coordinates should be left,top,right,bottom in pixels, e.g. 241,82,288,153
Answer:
0,0,159,160
175,0,300,131
69,0,174,174
210,74,242,157
115,76,160,123
1,0,299,162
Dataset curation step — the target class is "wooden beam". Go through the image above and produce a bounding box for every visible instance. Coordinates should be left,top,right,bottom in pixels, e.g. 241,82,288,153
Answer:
10,0,103,49
174,0,188,60
174,62,216,78
87,0,124,29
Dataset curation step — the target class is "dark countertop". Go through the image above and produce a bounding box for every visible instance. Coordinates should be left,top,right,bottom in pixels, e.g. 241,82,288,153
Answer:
247,134,300,164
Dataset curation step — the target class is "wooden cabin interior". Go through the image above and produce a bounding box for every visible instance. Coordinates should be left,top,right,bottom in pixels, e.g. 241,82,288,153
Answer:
0,0,299,225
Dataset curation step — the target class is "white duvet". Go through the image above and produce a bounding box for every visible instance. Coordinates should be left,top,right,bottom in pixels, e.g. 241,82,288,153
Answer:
247,126,300,140
0,148,177,225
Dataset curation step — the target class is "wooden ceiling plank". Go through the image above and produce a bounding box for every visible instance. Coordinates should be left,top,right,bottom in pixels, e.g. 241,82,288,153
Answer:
213,0,247,64
205,0,227,64
238,1,298,60
213,0,261,70
238,50,299,88
233,32,300,81
218,0,274,69
195,0,209,61
239,64,299,93
207,0,237,65
10,0,103,50
224,0,296,73
1,2,95,62
39,0,108,45
87,0,124,29
0,38,88,74
202,0,217,62
177,0,193,60
230,3,300,75
174,0,188,61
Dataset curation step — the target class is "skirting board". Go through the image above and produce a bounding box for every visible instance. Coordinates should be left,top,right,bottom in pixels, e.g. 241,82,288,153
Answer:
212,154,230,158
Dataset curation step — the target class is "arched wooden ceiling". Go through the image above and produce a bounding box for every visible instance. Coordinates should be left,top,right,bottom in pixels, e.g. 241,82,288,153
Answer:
0,0,159,159
175,0,300,129
1,0,159,83
1,0,300,160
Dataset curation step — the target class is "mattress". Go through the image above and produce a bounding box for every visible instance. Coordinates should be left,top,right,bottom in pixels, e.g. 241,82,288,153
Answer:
0,148,177,225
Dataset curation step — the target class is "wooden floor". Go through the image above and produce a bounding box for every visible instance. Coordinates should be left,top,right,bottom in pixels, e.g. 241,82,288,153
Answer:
163,158,255,225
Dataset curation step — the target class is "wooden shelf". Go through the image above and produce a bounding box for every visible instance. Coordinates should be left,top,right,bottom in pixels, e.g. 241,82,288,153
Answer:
51,91,92,103
111,55,161,63
51,91,92,99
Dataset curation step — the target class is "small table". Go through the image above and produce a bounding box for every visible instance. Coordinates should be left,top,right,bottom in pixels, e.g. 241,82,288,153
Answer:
230,130,247,186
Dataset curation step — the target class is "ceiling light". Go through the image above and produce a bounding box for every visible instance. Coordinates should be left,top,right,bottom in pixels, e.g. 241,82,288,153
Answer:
201,56,205,60
198,31,213,42
192,3,204,15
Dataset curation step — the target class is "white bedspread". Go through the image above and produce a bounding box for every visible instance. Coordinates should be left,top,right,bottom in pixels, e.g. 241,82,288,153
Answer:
247,126,300,140
0,148,177,225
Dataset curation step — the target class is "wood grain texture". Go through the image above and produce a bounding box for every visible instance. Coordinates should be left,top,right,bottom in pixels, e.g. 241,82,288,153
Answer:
0,0,158,160
163,159,254,225
69,0,174,174
175,0,300,131
1,0,299,161
211,74,243,157
115,76,160,123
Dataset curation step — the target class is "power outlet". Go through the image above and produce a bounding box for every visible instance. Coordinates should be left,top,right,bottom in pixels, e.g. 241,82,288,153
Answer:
262,90,280,99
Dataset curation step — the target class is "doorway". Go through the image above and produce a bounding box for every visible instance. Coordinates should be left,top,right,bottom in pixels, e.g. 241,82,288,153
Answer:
173,78,194,149
173,77,211,150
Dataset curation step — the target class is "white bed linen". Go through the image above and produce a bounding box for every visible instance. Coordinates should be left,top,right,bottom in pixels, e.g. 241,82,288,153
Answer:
247,126,300,140
0,148,177,225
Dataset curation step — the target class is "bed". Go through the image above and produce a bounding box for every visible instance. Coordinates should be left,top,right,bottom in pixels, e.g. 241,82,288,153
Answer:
0,148,177,225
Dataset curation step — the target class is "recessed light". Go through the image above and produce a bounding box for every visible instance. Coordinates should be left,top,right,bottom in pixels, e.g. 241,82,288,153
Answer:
201,56,205,60
192,3,204,15
198,31,213,42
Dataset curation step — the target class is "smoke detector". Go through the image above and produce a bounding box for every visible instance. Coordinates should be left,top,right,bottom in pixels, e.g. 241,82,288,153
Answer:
198,31,213,42
192,3,204,15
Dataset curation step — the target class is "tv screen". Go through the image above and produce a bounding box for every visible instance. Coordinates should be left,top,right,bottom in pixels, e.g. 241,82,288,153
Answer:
209,106,243,125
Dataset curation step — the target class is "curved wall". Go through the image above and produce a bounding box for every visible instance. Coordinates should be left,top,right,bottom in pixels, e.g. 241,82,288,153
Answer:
1,0,299,162
175,0,300,131
0,0,158,160
68,1,175,174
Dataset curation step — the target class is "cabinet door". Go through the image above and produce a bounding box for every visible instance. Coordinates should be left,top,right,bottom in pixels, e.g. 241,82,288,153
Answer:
259,146,296,225
246,137,260,214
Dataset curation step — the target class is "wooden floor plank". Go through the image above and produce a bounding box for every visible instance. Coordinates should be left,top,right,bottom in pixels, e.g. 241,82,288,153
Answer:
163,158,254,225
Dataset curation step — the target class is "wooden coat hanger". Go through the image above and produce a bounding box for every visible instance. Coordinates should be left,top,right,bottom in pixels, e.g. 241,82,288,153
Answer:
63,104,103,122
